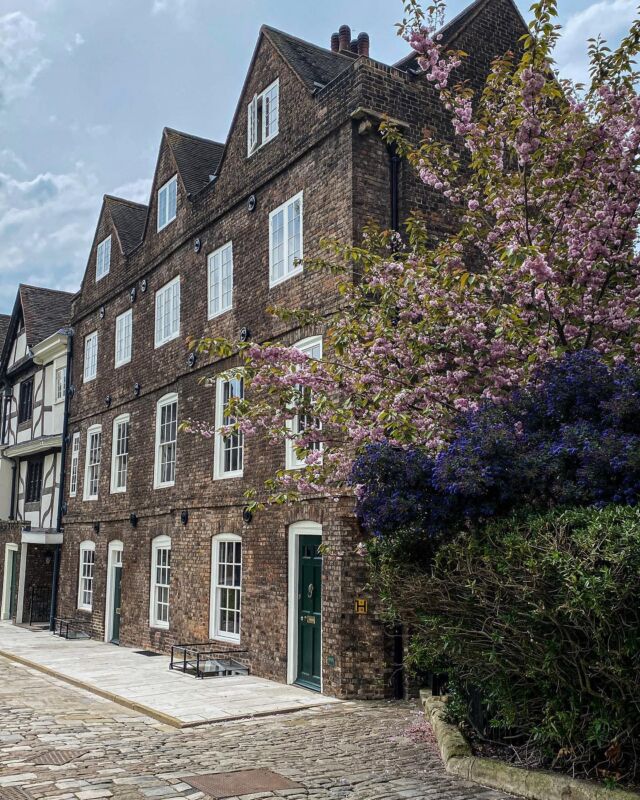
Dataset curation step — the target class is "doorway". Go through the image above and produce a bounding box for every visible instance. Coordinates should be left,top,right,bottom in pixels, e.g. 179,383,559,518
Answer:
1,544,19,621
105,541,123,644
287,521,322,692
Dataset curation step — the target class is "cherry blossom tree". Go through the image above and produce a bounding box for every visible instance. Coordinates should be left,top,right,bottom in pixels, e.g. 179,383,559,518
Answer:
189,0,640,503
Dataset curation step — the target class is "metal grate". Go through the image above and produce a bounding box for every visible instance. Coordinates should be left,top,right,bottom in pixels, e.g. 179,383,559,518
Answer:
134,650,164,657
31,749,86,766
184,769,302,798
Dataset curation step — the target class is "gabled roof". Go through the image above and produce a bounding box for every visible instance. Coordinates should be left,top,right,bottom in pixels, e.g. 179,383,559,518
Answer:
1,285,74,375
19,285,74,346
105,196,147,255
262,26,354,90
0,315,10,353
394,0,527,70
165,128,225,196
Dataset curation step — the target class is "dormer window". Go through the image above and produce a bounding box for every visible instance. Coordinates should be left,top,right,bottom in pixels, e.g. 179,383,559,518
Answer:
96,235,111,281
157,175,177,231
247,79,279,155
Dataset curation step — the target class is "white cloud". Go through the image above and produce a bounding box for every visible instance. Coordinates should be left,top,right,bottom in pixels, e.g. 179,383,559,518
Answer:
0,149,27,172
151,0,194,24
110,177,152,205
0,12,50,106
0,165,101,303
0,163,152,308
65,31,85,53
555,0,637,84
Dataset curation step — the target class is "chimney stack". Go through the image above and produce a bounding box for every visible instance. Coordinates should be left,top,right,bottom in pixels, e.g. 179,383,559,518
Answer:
330,32,340,52
357,32,370,58
338,24,351,52
350,38,358,54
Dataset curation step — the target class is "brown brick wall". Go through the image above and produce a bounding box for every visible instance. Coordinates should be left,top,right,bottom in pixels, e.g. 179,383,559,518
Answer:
0,521,22,620
59,4,525,699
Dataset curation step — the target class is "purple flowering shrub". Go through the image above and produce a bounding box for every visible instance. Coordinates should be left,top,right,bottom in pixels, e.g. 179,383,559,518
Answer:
352,351,640,547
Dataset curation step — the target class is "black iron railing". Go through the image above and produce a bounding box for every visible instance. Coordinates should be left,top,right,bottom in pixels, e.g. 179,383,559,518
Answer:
170,643,249,678
29,585,51,625
51,617,91,640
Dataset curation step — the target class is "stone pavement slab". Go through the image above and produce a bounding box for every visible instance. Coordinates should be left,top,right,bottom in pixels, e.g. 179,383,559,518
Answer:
0,654,518,800
0,622,338,727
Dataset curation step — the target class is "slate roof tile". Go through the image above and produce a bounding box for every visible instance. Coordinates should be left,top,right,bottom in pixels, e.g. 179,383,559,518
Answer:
165,128,225,196
19,285,74,346
105,196,147,255
0,314,10,354
262,26,354,90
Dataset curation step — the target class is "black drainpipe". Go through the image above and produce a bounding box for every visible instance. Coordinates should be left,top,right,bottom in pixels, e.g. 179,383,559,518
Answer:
9,459,17,520
388,142,401,232
1,386,17,522
49,329,72,630
387,141,405,699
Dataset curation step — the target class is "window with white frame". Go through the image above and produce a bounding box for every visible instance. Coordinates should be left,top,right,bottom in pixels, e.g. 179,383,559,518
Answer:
96,235,111,281
115,309,132,367
247,79,279,155
154,276,180,347
83,425,102,500
150,535,171,629
207,241,233,319
54,365,66,403
210,534,242,642
269,191,303,287
84,331,98,382
77,541,96,610
110,414,129,493
157,175,177,231
286,336,323,469
154,393,177,488
214,375,244,479
69,432,80,497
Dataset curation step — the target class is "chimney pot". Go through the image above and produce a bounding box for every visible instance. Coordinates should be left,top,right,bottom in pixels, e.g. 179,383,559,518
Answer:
357,31,370,58
350,38,358,53
338,24,351,52
330,32,340,52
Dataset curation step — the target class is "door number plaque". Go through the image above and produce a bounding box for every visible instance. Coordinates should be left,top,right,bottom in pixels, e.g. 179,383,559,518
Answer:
355,598,368,614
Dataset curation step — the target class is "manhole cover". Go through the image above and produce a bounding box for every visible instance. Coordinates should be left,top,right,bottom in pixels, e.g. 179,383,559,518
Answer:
134,650,163,657
184,769,302,798
1,788,32,800
31,748,86,766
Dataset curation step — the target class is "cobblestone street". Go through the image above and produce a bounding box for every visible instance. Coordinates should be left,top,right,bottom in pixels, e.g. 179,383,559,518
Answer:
0,656,516,800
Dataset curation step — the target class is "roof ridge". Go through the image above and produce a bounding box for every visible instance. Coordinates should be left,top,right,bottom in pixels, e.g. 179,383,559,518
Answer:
104,194,147,209
164,127,224,147
394,0,525,69
392,0,487,69
19,284,75,297
261,24,354,62
437,0,492,44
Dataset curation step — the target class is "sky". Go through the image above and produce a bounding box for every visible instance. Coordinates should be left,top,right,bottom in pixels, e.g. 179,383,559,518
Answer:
0,0,637,314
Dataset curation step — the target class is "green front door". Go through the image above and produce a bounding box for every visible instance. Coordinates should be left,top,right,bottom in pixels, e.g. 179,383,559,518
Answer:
296,535,322,691
111,566,122,644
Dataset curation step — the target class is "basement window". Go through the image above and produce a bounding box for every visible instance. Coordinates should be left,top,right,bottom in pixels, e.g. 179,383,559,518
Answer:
247,79,279,155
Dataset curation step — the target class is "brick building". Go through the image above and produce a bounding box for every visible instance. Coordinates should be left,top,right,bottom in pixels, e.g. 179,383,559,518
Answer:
52,0,525,698
0,286,73,627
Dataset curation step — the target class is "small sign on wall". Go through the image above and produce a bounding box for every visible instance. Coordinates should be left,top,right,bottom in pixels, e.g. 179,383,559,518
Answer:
355,598,368,614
